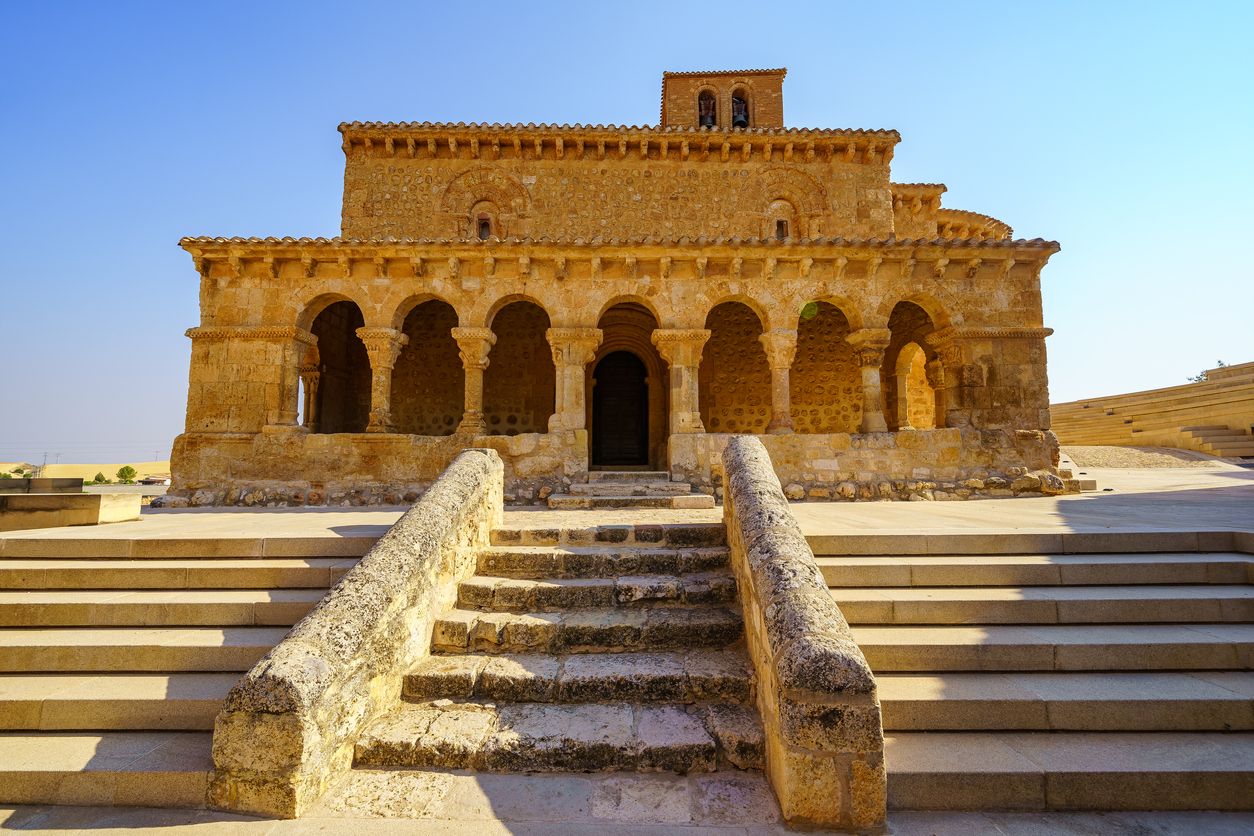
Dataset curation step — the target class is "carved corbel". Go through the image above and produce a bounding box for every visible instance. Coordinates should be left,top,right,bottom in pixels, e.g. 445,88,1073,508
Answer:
625,256,637,278
491,138,500,158
228,254,243,278
932,257,949,279
764,258,776,280
448,136,458,157
805,142,815,162
519,255,531,278
720,142,730,162
533,138,543,158
784,141,794,161
591,256,602,280
512,137,521,157
363,137,373,153
373,257,389,279
405,138,415,158
484,256,495,277
999,258,1017,281
900,257,916,280
383,137,393,155
263,257,279,280
470,137,479,158
681,140,689,160
965,258,983,279
800,257,813,278
575,138,584,158
696,256,708,279
596,139,605,160
618,140,627,159
447,256,460,280
554,257,567,280
639,139,648,159
301,255,317,279
732,257,743,279
555,137,564,159
193,256,210,277
834,255,849,281
865,256,882,281
409,256,424,277
427,138,437,156
659,139,668,160
741,141,751,162
337,254,351,277
843,143,856,162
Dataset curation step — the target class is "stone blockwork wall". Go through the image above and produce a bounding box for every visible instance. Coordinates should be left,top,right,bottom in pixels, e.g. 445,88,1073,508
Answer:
791,302,859,433
483,302,555,435
661,70,786,129
721,436,885,829
700,302,771,434
672,428,1064,502
209,448,503,818
392,300,463,435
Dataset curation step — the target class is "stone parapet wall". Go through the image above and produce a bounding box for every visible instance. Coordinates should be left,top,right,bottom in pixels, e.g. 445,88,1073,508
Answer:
721,436,885,829
672,428,1063,502
208,449,504,817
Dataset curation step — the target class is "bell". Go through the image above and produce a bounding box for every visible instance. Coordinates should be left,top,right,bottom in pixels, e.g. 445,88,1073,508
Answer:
732,114,749,129
700,113,716,128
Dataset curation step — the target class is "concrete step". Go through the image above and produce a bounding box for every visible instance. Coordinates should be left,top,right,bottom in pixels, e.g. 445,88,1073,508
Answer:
851,624,1254,671
403,649,755,705
0,673,237,730
491,522,726,549
478,545,730,579
0,538,375,559
878,672,1254,731
885,732,1254,810
0,557,356,589
0,589,325,627
0,626,290,672
587,471,670,483
353,700,764,773
817,553,1253,588
567,482,694,497
547,494,715,510
432,606,743,655
831,585,1254,625
0,731,212,808
458,572,736,611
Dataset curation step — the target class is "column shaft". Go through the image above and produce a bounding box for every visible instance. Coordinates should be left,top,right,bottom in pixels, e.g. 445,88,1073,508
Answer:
452,327,496,435
652,329,711,434
848,329,892,434
760,329,798,435
546,328,603,431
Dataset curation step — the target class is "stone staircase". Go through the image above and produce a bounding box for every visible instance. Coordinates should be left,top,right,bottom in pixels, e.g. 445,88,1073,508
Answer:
1182,425,1254,459
351,519,765,780
0,535,365,807
816,537,1254,810
547,470,715,509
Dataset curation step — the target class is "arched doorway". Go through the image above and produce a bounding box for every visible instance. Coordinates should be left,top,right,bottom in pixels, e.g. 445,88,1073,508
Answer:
592,351,649,467
308,300,370,433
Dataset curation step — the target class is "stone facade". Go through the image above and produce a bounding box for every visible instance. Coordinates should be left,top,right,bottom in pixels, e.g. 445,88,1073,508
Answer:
167,68,1062,505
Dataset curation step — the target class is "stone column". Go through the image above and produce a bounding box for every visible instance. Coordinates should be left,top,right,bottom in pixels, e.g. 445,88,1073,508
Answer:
759,328,798,434
847,328,893,433
299,366,320,431
925,358,946,429
652,329,711,434
452,327,497,435
356,327,409,433
546,327,603,431
926,330,969,428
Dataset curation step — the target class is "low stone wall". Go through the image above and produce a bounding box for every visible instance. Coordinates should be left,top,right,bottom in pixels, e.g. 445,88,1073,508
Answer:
721,436,885,829
208,448,504,817
675,427,1063,501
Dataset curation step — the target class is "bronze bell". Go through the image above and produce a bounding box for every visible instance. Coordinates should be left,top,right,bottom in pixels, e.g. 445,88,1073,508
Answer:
699,113,716,128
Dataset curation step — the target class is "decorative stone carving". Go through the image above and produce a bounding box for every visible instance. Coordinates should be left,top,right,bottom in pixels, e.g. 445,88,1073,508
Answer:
545,327,603,431
451,327,496,434
652,329,711,434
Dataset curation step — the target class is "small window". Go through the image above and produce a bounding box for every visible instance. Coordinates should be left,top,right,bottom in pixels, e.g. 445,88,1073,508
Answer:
731,90,749,128
477,216,491,240
775,219,789,240
698,90,717,128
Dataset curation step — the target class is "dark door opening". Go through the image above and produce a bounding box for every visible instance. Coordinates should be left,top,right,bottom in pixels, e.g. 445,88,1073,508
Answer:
592,351,649,467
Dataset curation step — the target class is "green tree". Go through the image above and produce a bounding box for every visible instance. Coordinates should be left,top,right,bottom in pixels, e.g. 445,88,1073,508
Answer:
116,465,138,484
93,472,107,484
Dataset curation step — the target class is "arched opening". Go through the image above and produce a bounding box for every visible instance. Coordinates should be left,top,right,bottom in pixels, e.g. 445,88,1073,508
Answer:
392,300,463,435
884,301,940,430
731,88,750,128
477,216,491,240
592,352,649,467
792,301,860,433
767,199,798,240
592,302,666,468
700,301,770,434
469,199,498,240
309,300,370,433
698,90,717,128
484,301,554,435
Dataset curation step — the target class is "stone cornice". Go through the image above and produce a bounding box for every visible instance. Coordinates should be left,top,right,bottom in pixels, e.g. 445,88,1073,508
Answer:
928,326,1054,345
186,325,317,344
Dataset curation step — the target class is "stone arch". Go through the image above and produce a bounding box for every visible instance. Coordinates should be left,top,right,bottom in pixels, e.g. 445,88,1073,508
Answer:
758,167,827,216
883,301,940,431
388,292,462,331
484,300,554,435
485,293,550,328
699,301,771,434
730,85,751,128
894,341,935,430
296,291,359,332
441,167,530,238
706,294,772,331
792,301,861,433
697,87,719,128
591,303,667,468
308,300,370,433
873,292,955,332
595,293,663,325
391,299,463,436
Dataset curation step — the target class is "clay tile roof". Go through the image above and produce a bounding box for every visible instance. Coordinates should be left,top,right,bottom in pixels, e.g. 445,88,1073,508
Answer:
179,235,1057,250
892,183,948,194
337,121,898,139
662,68,787,78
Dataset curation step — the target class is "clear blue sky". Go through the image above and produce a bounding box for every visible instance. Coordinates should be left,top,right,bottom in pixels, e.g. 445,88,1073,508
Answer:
1,1,1250,464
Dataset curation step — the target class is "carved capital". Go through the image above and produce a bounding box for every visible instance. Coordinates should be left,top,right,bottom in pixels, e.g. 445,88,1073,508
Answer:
846,328,892,368
758,328,798,370
451,326,496,370
354,327,409,370
925,358,945,389
651,328,711,368
546,327,603,368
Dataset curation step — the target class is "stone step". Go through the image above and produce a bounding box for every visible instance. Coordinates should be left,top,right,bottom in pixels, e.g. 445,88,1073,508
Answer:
885,732,1254,810
0,731,211,808
567,482,694,497
0,626,290,672
808,532,1238,557
353,700,764,774
586,471,671,483
432,606,743,655
478,545,730,580
0,537,375,559
851,624,1254,671
403,649,755,705
458,572,737,611
0,672,237,730
818,553,1253,588
878,672,1254,731
0,589,325,627
0,557,356,589
547,494,715,510
491,522,726,549
831,585,1254,625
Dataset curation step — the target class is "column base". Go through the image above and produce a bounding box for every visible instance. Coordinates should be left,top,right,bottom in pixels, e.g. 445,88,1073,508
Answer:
860,415,889,433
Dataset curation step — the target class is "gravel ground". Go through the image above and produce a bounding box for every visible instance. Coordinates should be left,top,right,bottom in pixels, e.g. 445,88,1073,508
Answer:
1062,445,1242,469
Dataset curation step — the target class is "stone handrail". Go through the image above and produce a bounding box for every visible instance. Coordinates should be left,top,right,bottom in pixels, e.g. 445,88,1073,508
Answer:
721,436,886,831
208,448,504,817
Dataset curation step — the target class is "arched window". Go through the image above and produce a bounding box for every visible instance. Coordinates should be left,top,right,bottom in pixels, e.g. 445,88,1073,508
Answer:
731,88,750,128
698,90,717,128
767,199,797,240
477,215,492,240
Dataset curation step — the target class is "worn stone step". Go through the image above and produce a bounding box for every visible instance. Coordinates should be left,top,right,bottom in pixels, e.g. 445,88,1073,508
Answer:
0,557,356,589
831,585,1254,625
586,471,671,483
458,572,737,611
491,522,726,548
404,649,755,705
878,672,1254,731
547,494,716,510
0,731,211,808
353,700,764,773
885,732,1254,810
0,537,375,559
432,606,743,654
0,673,237,730
478,546,729,579
567,481,694,497
0,589,325,627
818,553,1253,588
0,627,290,672
852,624,1254,672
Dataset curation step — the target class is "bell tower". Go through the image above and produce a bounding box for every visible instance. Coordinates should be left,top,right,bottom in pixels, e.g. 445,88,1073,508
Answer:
660,68,786,130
